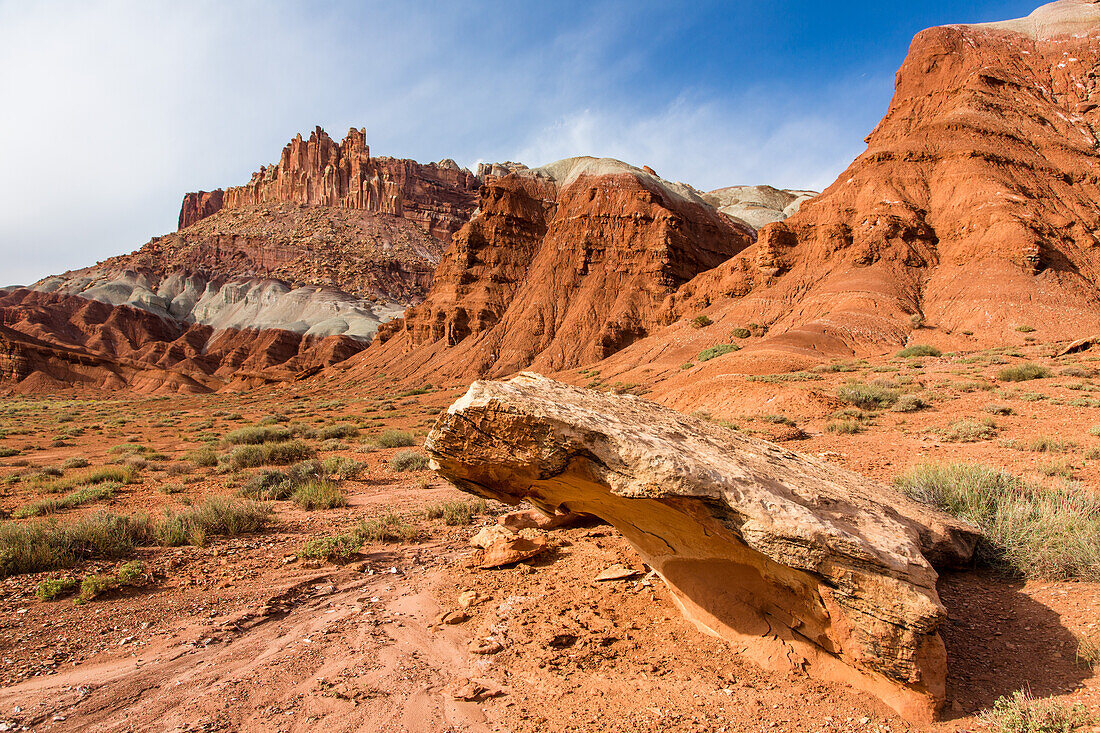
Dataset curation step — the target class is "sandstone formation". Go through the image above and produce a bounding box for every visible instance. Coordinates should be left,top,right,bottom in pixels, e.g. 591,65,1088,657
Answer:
361,157,754,379
426,374,979,721
703,185,817,232
0,289,362,393
628,0,1100,369
179,127,480,245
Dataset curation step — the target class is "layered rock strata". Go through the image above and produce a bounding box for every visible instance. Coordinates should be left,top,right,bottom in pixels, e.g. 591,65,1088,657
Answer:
371,157,754,378
426,374,979,721
665,0,1100,355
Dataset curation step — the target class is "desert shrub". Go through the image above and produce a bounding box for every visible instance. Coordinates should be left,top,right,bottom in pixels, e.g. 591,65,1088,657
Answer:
940,418,997,443
12,482,120,518
291,480,347,511
730,327,751,339
691,315,712,329
322,456,364,480
186,447,218,468
980,689,1089,733
318,423,359,440
299,532,363,562
896,463,1100,580
425,499,487,526
61,457,90,469
1038,460,1076,478
1061,366,1093,378
983,403,1014,415
374,430,416,449
998,363,1051,382
154,497,272,547
224,426,293,446
837,381,899,410
36,466,134,495
0,511,151,577
0,447,19,458
1077,632,1100,670
897,344,941,358
356,514,420,543
826,419,862,434
1026,436,1076,454
892,394,927,413
679,362,694,370
1014,325,1037,333
36,577,79,601
759,413,795,426
239,470,293,500
698,344,740,362
75,561,148,604
390,450,429,472
223,440,314,469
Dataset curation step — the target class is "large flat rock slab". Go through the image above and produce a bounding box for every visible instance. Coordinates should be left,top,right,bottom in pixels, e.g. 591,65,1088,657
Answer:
425,373,979,721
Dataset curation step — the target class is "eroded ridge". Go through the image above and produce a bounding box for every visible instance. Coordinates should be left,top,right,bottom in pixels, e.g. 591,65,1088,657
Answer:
425,373,979,722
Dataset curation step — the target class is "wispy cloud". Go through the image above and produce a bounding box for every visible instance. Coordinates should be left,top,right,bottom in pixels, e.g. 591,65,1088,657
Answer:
0,0,892,285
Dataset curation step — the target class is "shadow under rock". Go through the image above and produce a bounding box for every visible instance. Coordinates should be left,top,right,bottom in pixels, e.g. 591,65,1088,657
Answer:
938,569,1089,718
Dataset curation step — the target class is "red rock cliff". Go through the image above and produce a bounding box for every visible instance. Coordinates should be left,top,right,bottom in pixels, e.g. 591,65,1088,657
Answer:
655,0,1100,360
177,127,481,244
369,158,754,378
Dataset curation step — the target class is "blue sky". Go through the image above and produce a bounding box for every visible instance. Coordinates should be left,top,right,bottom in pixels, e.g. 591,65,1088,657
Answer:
0,0,1042,285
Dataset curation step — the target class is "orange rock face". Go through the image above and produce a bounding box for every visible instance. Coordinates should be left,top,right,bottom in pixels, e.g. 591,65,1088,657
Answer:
179,127,481,245
370,158,753,378
666,1,1100,357
0,289,363,394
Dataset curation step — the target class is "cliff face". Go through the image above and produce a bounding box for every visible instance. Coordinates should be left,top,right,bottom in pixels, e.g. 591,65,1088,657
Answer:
178,127,481,245
663,0,1100,357
369,157,754,378
0,288,363,394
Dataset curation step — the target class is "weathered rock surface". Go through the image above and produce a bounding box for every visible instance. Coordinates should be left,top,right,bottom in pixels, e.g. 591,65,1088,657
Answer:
662,0,1100,358
361,157,754,380
0,289,362,393
180,127,480,245
426,373,979,721
703,185,817,232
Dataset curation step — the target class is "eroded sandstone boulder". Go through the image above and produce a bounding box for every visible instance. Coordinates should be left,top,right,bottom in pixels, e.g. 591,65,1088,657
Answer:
426,373,979,721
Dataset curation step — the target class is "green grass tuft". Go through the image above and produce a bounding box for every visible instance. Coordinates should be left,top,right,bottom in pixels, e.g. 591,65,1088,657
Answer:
698,344,740,362
896,463,1100,580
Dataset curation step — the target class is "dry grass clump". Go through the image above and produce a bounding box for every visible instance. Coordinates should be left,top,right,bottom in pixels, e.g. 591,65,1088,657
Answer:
425,499,487,526
896,463,1100,580
940,418,997,442
389,450,430,472
222,440,315,469
826,419,863,434
35,466,134,494
13,482,120,518
223,426,293,445
837,381,899,410
0,511,151,577
980,689,1090,732
318,423,360,440
897,344,941,358
356,514,420,543
154,497,272,547
291,480,347,510
372,430,416,449
998,363,1051,382
892,394,927,412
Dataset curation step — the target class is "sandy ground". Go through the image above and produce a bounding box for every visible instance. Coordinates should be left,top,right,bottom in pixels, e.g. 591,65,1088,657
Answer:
2,345,1100,731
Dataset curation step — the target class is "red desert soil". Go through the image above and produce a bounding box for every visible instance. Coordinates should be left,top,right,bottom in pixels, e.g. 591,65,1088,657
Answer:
1,344,1100,731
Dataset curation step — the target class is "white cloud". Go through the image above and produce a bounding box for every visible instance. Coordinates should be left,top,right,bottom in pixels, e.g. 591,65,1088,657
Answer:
0,0,889,285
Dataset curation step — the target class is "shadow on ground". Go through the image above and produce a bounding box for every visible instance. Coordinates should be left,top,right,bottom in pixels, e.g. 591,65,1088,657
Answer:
939,569,1087,717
